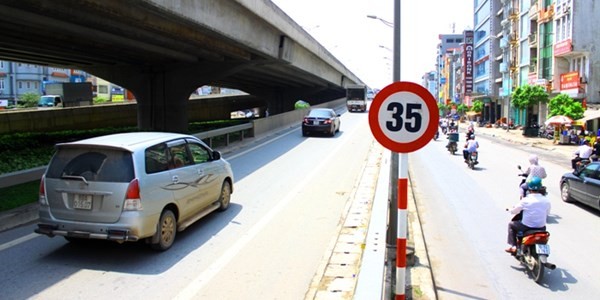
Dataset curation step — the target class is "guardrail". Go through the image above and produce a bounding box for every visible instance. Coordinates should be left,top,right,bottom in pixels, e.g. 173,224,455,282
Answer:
0,98,346,189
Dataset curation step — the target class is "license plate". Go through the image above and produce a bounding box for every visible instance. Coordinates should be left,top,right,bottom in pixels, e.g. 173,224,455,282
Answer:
312,120,319,125
535,244,550,255
73,194,92,210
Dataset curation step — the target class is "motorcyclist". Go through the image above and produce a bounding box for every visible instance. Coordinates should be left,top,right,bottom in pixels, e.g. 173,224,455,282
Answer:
465,126,475,140
571,139,593,169
520,155,547,198
506,177,551,254
463,134,478,163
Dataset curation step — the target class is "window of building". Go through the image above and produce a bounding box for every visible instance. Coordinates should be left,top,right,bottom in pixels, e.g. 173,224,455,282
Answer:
0,79,5,90
447,39,455,43
98,85,108,94
18,81,22,89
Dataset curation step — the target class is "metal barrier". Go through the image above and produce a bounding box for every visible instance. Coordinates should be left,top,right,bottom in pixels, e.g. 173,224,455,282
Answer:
353,149,390,299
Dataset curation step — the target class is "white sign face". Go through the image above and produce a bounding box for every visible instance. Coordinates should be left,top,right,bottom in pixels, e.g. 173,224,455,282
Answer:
0,100,7,107
376,91,431,144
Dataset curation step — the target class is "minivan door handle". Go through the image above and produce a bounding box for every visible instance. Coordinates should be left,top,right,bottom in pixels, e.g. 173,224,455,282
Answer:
172,175,179,183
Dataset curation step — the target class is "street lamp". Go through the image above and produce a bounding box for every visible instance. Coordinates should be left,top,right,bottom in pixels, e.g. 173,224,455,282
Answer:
367,15,393,28
379,45,392,52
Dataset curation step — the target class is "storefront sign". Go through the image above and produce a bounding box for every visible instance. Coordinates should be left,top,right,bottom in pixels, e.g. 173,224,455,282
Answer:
560,71,579,90
554,39,572,56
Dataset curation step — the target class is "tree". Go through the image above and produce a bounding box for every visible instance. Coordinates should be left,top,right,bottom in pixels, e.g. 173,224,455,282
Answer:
472,100,483,113
548,93,584,120
510,85,549,109
456,103,468,115
437,102,451,116
17,92,40,108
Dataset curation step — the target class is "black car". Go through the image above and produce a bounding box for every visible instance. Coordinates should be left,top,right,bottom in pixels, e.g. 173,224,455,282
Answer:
560,162,600,211
302,108,341,137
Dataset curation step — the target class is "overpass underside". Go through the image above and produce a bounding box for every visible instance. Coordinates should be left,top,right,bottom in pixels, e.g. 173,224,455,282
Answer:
0,0,361,133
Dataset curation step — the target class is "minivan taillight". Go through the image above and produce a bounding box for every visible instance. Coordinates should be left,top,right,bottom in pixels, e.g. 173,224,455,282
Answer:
123,179,143,211
38,175,48,206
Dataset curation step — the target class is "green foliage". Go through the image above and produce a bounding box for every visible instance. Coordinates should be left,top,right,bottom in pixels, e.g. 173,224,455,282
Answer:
17,92,41,108
511,85,549,110
456,103,469,114
93,97,109,104
472,100,483,113
548,94,584,120
0,181,39,211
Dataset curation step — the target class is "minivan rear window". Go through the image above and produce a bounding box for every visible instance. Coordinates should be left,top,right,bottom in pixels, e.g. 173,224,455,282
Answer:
46,148,134,182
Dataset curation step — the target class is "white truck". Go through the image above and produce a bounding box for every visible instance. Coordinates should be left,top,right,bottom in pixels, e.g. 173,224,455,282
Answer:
346,84,367,112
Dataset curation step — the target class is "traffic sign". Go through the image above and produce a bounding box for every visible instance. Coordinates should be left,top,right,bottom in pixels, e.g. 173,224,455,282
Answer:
368,81,439,153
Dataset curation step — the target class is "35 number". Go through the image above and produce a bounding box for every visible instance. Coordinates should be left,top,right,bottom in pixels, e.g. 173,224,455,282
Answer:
386,102,422,133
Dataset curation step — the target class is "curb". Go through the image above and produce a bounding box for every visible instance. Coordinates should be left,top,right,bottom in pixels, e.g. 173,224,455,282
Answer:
0,203,39,233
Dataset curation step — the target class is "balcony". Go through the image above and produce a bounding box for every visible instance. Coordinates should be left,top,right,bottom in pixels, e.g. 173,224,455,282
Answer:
529,1,539,19
508,33,519,44
509,8,520,19
528,33,538,45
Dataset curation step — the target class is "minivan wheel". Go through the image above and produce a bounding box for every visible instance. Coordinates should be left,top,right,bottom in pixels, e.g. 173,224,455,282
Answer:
218,181,232,211
151,209,176,251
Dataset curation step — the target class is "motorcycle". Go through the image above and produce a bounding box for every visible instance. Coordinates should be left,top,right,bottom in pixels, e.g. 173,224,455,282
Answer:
508,210,556,283
446,133,459,155
517,165,547,198
466,151,478,169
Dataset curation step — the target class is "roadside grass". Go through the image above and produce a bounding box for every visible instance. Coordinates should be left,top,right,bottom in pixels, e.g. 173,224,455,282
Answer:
0,180,39,212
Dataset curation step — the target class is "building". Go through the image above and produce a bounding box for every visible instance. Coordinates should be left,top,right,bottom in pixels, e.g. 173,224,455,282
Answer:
435,34,464,104
471,0,502,124
0,61,89,106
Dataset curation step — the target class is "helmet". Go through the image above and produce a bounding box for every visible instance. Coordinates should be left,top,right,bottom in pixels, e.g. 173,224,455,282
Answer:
527,176,543,191
528,154,539,165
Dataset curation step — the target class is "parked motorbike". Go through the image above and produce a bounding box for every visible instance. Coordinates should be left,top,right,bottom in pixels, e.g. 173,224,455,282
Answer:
508,209,556,283
434,130,439,140
517,165,547,198
466,151,478,169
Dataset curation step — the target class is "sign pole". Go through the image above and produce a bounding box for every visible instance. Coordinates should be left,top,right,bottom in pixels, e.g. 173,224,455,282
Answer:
393,1,403,299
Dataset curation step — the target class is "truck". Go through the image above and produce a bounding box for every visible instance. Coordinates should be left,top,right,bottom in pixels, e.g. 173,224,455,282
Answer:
39,82,93,108
346,84,367,112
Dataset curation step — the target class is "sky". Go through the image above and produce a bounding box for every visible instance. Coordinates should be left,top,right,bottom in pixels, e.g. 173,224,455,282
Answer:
271,0,474,89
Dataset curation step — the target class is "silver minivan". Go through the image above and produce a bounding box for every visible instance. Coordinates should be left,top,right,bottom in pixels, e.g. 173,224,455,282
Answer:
35,132,234,251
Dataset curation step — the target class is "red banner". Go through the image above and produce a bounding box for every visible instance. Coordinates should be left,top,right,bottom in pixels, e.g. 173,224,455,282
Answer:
560,71,579,90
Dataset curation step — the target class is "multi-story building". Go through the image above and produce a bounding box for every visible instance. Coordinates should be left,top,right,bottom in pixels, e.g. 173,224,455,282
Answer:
496,0,600,128
436,34,464,104
550,0,599,105
0,61,87,106
421,71,437,99
472,0,502,124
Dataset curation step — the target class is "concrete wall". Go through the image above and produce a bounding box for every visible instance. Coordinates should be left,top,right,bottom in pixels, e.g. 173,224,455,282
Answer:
0,94,263,134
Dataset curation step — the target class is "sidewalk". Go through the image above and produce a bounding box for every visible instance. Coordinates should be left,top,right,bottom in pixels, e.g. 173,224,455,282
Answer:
467,124,577,160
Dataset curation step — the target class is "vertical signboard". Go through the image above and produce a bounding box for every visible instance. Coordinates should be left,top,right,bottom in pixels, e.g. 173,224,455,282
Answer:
463,30,474,95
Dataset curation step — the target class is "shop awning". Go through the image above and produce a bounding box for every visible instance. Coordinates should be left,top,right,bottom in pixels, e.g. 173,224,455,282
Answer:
577,109,600,122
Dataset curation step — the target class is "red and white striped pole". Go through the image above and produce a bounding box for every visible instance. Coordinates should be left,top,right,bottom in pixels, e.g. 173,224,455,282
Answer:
395,153,408,300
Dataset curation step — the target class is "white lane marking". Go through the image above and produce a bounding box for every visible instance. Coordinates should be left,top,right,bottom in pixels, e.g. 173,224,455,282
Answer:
225,127,299,160
175,124,355,300
0,233,39,252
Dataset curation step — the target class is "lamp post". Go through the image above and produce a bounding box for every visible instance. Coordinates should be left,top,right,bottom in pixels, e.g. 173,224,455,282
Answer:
368,2,403,299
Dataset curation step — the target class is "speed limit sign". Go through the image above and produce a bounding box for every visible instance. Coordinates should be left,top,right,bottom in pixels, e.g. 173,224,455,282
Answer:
369,81,439,153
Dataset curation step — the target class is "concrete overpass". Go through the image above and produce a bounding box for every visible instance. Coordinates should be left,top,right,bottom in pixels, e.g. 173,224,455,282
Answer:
0,0,363,132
